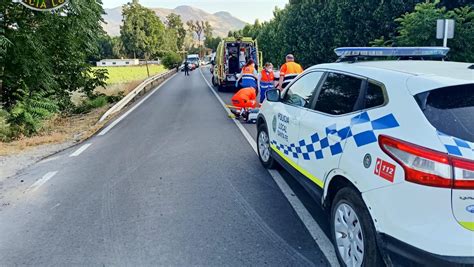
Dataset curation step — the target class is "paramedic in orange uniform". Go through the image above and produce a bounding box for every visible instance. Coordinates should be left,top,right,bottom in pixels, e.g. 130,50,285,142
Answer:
236,59,258,89
231,87,258,109
278,54,303,90
259,63,275,103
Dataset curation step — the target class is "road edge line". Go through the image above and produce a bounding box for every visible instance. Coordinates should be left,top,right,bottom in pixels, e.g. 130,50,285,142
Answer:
199,68,340,267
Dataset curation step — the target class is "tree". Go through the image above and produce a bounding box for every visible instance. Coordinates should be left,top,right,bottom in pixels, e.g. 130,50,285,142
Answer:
120,1,166,59
161,52,182,69
1,0,108,135
166,13,186,51
205,36,221,51
186,20,212,57
186,20,204,47
394,2,474,62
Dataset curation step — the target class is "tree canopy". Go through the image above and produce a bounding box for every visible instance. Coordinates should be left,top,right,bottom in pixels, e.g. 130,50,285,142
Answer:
230,0,474,67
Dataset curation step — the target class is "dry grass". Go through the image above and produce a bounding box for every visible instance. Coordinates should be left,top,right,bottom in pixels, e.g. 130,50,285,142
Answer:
0,105,110,156
96,80,143,96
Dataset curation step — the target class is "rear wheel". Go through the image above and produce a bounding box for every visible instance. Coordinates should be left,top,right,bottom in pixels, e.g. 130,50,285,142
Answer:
331,187,383,267
257,125,277,169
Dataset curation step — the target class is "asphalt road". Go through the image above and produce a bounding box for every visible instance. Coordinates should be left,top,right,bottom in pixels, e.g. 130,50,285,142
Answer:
0,68,333,266
0,67,334,266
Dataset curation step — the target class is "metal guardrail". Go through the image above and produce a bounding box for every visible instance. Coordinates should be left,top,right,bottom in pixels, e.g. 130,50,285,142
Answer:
98,69,176,123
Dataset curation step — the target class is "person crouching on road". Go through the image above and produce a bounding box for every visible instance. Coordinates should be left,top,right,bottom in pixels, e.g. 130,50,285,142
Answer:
235,59,258,90
259,63,275,103
230,87,258,120
278,54,303,90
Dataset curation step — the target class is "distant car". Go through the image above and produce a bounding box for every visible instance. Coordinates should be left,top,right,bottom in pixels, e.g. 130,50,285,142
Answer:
257,47,474,266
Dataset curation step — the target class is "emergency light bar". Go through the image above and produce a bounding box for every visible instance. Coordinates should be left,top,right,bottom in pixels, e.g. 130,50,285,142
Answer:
335,47,450,58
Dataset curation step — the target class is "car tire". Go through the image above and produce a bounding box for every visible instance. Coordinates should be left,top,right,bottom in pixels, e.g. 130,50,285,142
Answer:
331,187,383,267
257,124,277,169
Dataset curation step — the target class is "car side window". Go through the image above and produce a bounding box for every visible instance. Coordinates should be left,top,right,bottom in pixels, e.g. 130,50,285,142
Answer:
314,72,364,115
365,81,386,109
282,72,324,108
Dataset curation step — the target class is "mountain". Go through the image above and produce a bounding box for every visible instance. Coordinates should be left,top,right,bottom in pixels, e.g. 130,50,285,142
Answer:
102,5,247,37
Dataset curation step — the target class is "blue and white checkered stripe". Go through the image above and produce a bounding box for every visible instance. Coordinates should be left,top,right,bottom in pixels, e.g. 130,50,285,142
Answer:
437,131,474,158
271,112,400,161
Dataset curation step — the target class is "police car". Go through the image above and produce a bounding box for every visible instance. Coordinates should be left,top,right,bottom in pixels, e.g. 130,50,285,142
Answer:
256,47,474,266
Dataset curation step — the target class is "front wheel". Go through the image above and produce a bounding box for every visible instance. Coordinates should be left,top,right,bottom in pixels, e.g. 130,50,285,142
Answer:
331,187,383,267
257,125,277,169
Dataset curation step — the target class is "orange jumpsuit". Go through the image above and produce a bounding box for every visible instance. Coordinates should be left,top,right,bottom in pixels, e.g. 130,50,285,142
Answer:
231,87,257,109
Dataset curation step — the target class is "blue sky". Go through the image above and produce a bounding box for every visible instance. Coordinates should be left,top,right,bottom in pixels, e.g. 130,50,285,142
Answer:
101,0,289,22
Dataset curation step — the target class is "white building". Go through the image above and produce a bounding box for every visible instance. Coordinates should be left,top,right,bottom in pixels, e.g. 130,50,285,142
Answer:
96,59,139,67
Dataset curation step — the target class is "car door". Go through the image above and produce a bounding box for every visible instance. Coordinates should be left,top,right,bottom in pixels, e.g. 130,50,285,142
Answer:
268,72,325,165
297,72,367,190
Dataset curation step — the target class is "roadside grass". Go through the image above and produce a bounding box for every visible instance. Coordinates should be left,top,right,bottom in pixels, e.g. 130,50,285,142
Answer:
1,65,169,155
0,105,110,156
93,64,167,84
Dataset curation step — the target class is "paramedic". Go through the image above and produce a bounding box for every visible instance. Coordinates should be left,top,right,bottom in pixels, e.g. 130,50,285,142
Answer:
259,63,276,103
235,59,258,89
277,54,303,90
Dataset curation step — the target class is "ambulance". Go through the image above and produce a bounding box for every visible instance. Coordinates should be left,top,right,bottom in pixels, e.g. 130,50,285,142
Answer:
211,37,262,91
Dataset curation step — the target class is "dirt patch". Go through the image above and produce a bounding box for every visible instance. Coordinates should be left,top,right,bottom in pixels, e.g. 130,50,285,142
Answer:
0,106,110,180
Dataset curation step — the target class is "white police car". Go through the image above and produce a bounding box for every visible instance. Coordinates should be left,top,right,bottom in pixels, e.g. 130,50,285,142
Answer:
256,47,474,266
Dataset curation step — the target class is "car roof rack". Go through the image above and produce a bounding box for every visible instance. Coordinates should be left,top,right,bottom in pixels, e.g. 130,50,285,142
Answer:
334,47,450,62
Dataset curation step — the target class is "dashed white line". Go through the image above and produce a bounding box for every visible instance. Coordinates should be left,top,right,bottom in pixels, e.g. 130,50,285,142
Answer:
69,143,92,157
29,171,58,191
98,73,177,136
199,68,340,266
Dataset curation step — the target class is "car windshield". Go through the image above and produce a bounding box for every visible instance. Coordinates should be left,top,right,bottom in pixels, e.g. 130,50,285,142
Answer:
416,84,474,142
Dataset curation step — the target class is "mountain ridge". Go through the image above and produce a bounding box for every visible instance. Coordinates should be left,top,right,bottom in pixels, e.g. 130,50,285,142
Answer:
102,5,247,37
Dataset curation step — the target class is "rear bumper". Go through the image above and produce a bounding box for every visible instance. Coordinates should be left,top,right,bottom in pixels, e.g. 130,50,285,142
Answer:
380,234,474,266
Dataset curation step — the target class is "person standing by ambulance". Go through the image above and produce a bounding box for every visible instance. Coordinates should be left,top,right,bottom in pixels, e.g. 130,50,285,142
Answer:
258,63,276,103
277,54,303,90
235,59,258,90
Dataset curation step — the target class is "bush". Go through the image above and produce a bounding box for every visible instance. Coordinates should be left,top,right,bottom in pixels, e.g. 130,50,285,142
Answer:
0,109,13,142
161,52,182,69
74,95,109,114
8,96,58,137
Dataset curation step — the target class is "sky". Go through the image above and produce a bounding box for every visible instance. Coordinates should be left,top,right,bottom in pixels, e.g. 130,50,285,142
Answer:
101,0,289,23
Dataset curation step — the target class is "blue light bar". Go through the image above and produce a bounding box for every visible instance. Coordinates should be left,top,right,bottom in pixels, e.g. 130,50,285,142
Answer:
335,47,450,58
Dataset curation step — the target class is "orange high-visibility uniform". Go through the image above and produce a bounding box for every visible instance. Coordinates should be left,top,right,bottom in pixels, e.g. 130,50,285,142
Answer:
241,65,257,89
231,87,257,109
260,69,275,83
280,62,303,89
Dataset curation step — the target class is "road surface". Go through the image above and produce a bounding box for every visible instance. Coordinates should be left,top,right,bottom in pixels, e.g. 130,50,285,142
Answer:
0,67,334,266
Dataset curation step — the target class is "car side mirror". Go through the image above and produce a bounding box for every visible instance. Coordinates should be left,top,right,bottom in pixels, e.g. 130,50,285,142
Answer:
266,89,281,102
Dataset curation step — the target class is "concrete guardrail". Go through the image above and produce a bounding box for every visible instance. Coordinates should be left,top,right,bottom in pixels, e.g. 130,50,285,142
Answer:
98,69,177,123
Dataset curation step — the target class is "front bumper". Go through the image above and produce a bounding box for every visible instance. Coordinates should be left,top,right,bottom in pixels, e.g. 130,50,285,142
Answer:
380,234,474,266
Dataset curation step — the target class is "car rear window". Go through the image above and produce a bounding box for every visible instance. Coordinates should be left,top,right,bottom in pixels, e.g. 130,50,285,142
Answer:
416,84,474,142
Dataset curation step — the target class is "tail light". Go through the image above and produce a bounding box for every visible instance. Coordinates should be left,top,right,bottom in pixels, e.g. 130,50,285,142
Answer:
379,135,452,188
452,157,474,189
379,135,474,189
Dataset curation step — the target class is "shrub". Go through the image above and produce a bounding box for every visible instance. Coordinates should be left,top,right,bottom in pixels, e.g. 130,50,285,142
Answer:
74,95,109,114
0,109,13,142
161,52,182,69
8,96,58,137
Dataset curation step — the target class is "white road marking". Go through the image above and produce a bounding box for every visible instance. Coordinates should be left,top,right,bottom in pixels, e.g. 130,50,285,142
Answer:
39,155,61,164
69,143,92,157
98,73,177,136
29,171,58,191
199,68,340,266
